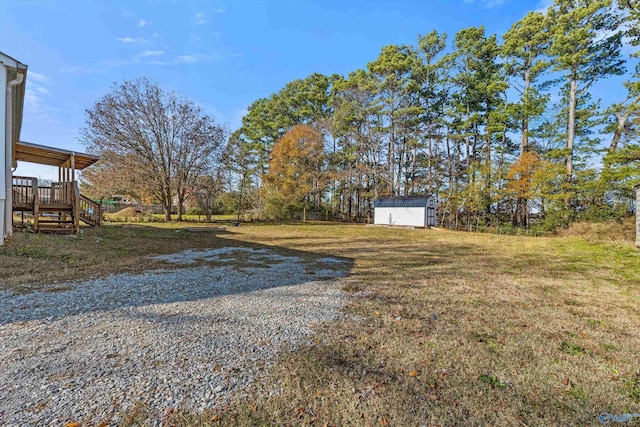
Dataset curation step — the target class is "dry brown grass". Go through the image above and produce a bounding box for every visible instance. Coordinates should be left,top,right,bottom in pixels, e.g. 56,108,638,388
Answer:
202,225,640,426
113,207,144,217
3,222,639,426
559,217,636,244
0,224,238,293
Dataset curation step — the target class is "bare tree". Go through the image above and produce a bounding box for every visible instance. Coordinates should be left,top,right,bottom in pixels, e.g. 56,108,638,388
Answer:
80,150,154,202
82,78,226,221
193,168,225,222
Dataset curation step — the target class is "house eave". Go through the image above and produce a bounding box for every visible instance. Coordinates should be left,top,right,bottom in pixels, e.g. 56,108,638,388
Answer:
1,51,28,168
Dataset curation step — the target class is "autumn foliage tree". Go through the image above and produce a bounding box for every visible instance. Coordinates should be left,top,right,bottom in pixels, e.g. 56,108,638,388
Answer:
263,125,326,219
505,151,541,226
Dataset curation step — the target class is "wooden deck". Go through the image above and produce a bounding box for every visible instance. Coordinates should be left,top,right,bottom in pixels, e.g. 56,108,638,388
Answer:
12,176,101,233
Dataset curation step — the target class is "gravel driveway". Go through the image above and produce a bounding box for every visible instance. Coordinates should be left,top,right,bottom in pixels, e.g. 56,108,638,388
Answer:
0,246,351,426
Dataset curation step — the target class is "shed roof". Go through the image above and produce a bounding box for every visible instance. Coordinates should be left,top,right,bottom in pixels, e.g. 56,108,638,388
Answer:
15,141,100,170
374,195,433,208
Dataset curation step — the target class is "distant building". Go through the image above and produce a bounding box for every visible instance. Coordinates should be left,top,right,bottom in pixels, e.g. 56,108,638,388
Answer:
374,195,436,228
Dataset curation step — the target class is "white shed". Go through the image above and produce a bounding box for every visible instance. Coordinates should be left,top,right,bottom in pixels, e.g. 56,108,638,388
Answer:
374,195,436,228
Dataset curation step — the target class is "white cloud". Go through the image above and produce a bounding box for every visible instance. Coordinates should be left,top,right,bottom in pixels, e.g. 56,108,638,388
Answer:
29,71,50,83
535,0,553,13
104,51,220,68
101,59,134,67
116,37,150,44
139,50,165,56
25,90,43,110
231,108,248,129
138,19,150,27
177,55,197,63
174,53,221,64
462,0,508,7
25,86,50,107
23,74,59,123
215,8,224,13
58,65,94,75
195,12,207,24
34,86,51,95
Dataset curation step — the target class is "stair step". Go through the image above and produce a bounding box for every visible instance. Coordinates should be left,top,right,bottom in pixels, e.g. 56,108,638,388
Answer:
38,228,76,234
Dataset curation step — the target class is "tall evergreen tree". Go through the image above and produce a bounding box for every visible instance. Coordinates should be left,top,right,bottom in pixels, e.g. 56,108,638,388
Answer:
547,0,626,181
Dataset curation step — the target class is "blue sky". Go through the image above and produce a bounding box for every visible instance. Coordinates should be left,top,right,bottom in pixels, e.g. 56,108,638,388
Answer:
0,0,634,180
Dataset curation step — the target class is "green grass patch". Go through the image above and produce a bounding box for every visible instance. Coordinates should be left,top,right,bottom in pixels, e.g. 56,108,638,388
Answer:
560,341,589,356
479,374,507,389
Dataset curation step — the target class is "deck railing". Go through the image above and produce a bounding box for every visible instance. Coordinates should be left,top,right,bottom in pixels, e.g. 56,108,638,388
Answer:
12,176,37,206
79,194,102,226
12,176,102,232
37,182,74,205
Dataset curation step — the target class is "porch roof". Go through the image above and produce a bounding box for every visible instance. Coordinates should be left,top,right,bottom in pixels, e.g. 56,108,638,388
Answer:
15,141,100,170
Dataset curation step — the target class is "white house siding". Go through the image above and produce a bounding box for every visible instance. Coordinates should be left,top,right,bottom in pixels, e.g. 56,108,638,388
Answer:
0,64,7,245
374,207,426,227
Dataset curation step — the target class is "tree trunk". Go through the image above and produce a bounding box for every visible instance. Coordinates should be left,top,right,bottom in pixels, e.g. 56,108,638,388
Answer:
566,78,577,182
164,196,172,222
177,194,184,221
389,124,395,195
599,108,632,198
164,177,172,221
237,173,246,222
516,113,529,227
521,69,530,156
521,116,528,157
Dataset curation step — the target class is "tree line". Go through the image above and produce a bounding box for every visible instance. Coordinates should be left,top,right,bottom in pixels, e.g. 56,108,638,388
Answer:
81,0,639,229
226,0,639,228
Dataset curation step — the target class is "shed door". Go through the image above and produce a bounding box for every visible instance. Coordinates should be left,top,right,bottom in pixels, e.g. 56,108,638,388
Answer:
426,198,436,226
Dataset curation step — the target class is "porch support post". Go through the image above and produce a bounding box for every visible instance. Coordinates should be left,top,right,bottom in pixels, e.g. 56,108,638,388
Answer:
32,177,39,232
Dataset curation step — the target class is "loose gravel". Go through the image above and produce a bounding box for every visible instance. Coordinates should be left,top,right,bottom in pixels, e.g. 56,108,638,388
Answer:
0,246,350,426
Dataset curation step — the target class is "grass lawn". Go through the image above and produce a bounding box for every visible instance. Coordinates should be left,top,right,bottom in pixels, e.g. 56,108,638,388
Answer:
2,222,639,426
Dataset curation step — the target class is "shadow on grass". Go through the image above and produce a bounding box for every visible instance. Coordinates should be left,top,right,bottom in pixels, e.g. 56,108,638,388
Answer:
0,225,356,325
3,223,635,325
